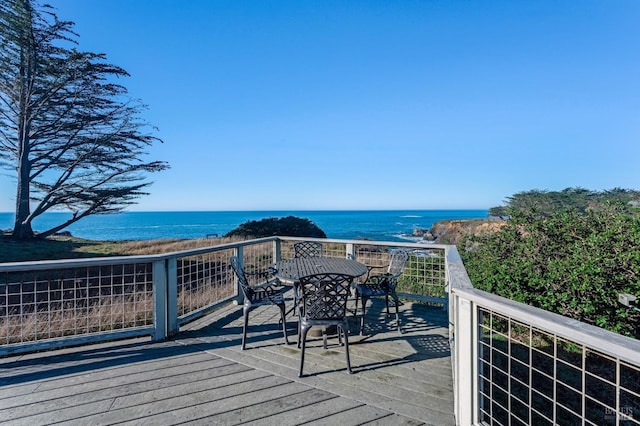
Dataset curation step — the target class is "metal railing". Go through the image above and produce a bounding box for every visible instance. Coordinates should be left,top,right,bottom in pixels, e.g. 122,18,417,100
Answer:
448,246,640,426
0,237,448,357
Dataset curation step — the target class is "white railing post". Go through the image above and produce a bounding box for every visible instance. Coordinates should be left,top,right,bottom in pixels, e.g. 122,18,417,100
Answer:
273,239,282,262
346,243,355,259
152,259,167,341
454,294,475,425
166,257,178,336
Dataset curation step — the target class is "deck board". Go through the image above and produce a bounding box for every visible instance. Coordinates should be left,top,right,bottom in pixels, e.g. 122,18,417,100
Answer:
0,297,455,425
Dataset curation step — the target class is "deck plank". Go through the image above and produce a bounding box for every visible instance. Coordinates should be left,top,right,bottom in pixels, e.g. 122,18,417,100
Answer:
100,381,314,425
0,366,264,421
303,406,421,426
237,396,365,426
184,388,339,425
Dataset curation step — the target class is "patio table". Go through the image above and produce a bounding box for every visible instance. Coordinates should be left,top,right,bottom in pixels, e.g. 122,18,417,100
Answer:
273,257,368,281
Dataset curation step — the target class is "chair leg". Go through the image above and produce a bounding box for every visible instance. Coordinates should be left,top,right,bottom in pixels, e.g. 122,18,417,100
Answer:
299,324,311,377
322,327,328,349
393,294,402,333
341,323,352,374
385,294,390,316
278,303,290,345
353,290,359,317
292,281,300,317
241,305,250,350
360,296,369,335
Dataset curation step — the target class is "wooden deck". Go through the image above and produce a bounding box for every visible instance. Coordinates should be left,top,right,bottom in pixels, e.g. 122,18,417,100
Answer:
0,296,455,425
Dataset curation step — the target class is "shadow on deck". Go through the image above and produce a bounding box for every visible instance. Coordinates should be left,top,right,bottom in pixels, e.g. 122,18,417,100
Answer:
0,297,455,425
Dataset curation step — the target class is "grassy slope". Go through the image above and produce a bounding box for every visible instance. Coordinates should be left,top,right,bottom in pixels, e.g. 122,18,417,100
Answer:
0,235,243,263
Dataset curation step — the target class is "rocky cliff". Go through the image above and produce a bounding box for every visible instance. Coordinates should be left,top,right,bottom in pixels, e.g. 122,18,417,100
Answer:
415,219,506,246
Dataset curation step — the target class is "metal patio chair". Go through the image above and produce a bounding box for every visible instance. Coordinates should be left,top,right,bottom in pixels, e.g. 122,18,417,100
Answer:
291,241,323,312
293,241,323,258
229,256,290,350
354,249,409,335
297,272,355,377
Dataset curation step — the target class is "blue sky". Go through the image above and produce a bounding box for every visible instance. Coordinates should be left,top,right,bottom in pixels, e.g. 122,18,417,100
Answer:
1,0,639,212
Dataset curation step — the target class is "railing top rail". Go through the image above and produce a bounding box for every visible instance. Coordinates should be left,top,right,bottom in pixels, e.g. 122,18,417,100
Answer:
159,236,278,258
276,236,451,251
446,246,474,290
453,283,640,365
0,236,449,273
0,254,166,272
0,236,280,272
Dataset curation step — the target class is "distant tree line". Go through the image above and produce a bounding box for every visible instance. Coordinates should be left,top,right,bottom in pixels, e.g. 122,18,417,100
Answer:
463,188,640,338
489,187,640,218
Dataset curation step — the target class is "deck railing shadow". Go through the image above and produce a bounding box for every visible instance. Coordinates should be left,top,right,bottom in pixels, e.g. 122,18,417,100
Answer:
0,337,213,387
354,298,447,336
176,299,303,350
350,333,450,374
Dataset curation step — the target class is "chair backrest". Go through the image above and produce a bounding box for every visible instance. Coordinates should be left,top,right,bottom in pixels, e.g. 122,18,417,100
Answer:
298,273,354,321
229,256,253,298
293,241,323,258
387,249,409,278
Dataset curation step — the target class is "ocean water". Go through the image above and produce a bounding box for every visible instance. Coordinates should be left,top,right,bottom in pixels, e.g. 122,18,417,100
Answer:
0,210,487,242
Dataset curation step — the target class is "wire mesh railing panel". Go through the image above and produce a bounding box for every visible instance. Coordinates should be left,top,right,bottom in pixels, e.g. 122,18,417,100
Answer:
478,307,640,426
354,243,393,272
242,241,276,285
279,240,346,260
0,263,154,345
321,242,347,258
176,249,236,318
353,245,447,300
280,241,295,259
399,249,446,298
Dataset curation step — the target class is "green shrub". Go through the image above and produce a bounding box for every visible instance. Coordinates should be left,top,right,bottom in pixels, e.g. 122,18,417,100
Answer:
225,216,326,238
461,205,640,338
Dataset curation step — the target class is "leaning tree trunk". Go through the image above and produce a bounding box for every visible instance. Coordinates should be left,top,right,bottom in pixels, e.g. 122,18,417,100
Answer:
12,49,35,240
13,141,35,239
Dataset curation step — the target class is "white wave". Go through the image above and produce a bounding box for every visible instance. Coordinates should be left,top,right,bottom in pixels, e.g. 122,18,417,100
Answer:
394,233,434,244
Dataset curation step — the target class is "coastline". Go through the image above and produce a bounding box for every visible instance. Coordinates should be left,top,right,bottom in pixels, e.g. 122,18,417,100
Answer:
0,209,488,242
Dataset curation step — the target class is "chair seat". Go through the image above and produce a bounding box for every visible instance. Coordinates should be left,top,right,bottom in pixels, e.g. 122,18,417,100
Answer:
248,288,286,305
356,282,392,297
249,291,285,304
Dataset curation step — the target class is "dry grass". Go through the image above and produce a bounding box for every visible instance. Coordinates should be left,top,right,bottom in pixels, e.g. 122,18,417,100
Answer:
115,236,245,255
1,281,237,345
0,234,248,263
0,295,154,345
177,285,235,316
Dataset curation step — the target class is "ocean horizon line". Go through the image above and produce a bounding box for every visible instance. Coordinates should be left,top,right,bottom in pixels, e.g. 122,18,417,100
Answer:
1,209,489,242
0,208,489,214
